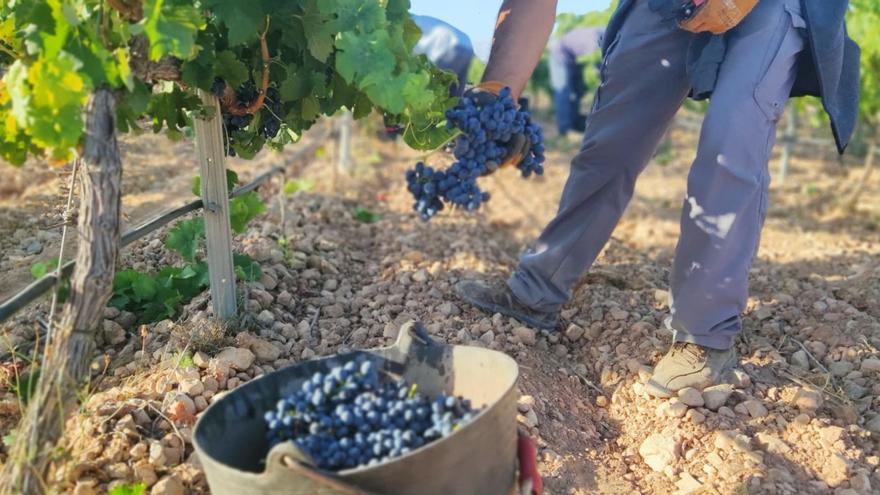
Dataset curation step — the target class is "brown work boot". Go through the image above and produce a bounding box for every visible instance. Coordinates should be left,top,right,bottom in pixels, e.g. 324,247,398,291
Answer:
645,342,737,398
454,279,558,331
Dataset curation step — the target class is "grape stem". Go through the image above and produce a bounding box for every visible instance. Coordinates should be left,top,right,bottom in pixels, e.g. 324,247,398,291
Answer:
220,16,272,116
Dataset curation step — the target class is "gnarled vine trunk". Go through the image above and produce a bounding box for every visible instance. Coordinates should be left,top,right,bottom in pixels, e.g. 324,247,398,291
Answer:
1,89,122,495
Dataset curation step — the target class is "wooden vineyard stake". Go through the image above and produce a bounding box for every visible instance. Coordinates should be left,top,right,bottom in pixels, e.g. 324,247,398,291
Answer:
194,90,237,320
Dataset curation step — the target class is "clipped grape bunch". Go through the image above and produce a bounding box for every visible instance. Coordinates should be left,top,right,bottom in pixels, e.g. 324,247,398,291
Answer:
263,360,480,471
405,87,546,220
210,78,283,157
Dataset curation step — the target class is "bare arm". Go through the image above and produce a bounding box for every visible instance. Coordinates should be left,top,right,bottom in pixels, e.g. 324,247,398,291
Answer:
482,0,558,99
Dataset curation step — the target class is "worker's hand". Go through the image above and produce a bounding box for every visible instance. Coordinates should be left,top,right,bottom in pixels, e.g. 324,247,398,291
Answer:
679,0,759,35
461,81,531,171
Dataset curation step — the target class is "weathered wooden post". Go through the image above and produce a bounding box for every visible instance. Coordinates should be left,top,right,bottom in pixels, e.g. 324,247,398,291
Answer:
194,90,237,320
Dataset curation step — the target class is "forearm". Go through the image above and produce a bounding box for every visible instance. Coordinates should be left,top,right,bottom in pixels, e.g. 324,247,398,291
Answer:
482,0,558,98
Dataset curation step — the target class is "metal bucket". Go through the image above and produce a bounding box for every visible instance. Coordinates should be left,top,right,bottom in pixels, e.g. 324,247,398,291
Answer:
193,321,520,495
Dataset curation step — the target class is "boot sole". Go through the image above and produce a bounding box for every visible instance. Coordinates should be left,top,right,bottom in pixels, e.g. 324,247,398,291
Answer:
456,288,558,331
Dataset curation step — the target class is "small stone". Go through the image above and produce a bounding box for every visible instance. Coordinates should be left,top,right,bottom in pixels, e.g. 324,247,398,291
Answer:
215,347,255,371
24,239,43,255
565,324,585,341
522,409,539,428
677,388,704,407
861,358,880,374
793,413,811,425
753,305,773,320
717,406,735,418
104,306,121,319
383,323,400,340
411,269,429,283
248,338,282,362
323,278,338,291
480,330,495,345
192,351,210,369
665,399,688,418
675,472,703,494
790,350,810,369
654,289,669,306
179,379,204,397
437,302,460,316
864,415,880,433
685,409,705,424
72,482,98,495
193,395,208,411
257,310,275,326
828,361,854,377
260,272,278,291
102,320,127,345
133,461,158,486
595,395,609,408
513,326,536,346
609,308,628,320
743,400,768,418
151,475,185,495
105,462,132,479
729,369,751,389
639,433,680,472
702,384,733,411
129,443,148,460
149,441,167,467
793,388,823,411
825,453,850,488
517,395,536,413
756,432,791,455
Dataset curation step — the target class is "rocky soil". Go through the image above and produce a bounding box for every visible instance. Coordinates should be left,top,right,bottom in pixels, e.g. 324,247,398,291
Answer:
1,116,879,495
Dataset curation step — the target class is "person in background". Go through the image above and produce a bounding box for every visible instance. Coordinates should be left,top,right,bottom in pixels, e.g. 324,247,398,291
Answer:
548,26,604,137
454,0,859,397
412,15,475,97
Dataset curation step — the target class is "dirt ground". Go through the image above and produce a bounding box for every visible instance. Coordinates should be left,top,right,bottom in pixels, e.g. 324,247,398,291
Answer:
0,110,879,495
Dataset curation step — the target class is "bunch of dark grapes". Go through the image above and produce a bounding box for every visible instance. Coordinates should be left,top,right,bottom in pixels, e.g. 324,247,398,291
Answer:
263,360,479,471
260,87,282,139
211,79,283,155
405,86,545,220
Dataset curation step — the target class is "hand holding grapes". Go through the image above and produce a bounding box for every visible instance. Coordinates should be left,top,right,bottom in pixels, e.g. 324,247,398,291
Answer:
461,81,532,172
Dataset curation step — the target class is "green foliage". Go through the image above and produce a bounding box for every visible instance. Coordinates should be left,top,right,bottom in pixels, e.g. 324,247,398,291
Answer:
11,368,41,405
192,169,239,197
30,258,69,302
554,2,618,37
848,1,880,132
0,0,456,166
229,192,266,233
354,207,382,223
113,170,263,323
282,178,315,195
107,483,147,495
467,58,485,88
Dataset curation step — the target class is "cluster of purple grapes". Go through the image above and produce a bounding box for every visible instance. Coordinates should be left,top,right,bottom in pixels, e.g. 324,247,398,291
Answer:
210,79,282,156
263,360,479,471
405,87,545,220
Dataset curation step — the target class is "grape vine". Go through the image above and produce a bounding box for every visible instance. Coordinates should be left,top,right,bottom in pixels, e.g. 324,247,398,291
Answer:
0,0,458,165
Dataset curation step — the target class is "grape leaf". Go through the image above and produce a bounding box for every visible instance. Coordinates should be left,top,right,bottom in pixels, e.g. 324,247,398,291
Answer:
165,218,205,261
229,192,265,234
213,50,249,89
233,254,262,282
140,0,205,60
203,0,265,47
354,207,382,223
108,483,146,495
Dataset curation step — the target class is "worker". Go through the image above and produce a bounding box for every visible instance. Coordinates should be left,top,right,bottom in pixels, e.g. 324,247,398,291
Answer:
412,15,475,97
454,0,859,397
548,26,604,136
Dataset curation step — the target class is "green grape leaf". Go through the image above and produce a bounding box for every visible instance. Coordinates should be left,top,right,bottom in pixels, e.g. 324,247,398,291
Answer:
192,169,238,197
165,218,205,261
300,0,336,62
354,207,381,223
131,273,158,301
233,254,262,282
213,50,249,89
140,0,205,60
335,30,396,86
282,178,314,195
203,0,265,47
229,191,266,233
108,483,146,495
